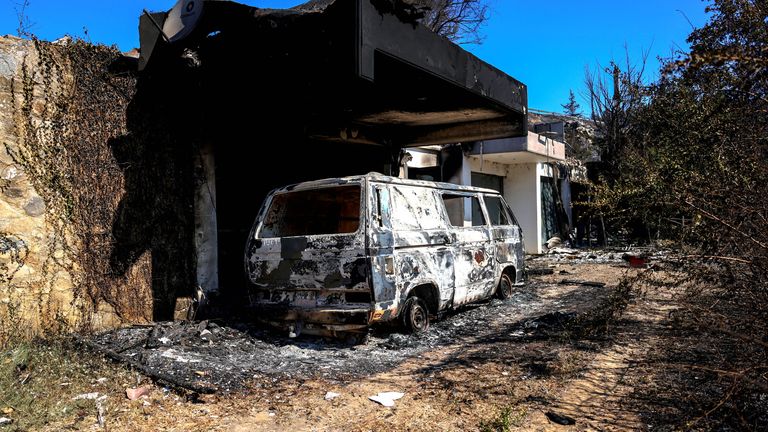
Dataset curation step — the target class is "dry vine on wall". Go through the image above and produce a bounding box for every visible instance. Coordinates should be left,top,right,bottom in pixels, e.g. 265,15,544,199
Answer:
6,38,155,338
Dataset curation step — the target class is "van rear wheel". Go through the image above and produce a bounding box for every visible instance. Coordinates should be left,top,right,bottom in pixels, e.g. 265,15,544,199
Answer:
497,273,514,299
402,296,429,333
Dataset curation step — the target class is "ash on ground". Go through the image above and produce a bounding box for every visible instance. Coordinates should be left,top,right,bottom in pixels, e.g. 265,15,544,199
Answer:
89,261,620,393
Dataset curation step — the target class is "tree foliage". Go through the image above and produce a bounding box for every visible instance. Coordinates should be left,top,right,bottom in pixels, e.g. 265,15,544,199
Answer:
586,0,768,427
597,0,768,256
561,89,582,117
584,52,650,183
560,89,596,161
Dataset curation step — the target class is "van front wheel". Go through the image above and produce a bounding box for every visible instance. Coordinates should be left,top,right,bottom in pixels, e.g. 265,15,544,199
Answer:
497,273,514,299
402,296,429,333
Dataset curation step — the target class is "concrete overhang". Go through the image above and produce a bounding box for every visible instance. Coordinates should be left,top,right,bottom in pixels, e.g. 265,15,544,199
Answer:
138,0,528,147
469,132,565,165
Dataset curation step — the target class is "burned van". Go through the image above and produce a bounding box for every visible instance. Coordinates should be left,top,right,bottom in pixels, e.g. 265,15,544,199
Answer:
245,173,525,338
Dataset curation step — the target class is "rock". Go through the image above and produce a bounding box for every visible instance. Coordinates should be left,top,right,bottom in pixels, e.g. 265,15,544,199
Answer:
0,165,20,180
324,391,340,401
0,146,15,165
2,187,24,198
23,196,45,216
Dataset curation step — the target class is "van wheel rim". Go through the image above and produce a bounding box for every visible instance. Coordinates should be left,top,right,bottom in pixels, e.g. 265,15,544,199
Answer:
411,306,427,330
500,275,513,298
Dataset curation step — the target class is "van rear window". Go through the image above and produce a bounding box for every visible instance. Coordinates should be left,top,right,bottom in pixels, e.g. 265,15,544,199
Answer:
259,185,361,237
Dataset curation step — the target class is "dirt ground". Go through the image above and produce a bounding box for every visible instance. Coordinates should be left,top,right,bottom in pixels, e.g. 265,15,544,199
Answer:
28,256,682,431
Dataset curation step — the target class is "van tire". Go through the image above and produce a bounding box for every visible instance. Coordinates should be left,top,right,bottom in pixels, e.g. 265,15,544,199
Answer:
496,273,514,299
402,296,430,333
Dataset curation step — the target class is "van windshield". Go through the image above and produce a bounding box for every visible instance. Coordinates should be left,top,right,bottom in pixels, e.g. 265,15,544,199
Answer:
258,185,361,238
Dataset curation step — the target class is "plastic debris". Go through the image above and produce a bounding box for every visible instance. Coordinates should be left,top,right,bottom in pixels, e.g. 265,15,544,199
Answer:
368,392,404,407
126,386,151,400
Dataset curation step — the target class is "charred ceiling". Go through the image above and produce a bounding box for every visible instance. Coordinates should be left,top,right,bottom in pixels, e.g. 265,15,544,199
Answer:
138,0,528,148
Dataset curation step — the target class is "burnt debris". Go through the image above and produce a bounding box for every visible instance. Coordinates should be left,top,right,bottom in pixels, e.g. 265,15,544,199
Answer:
85,272,613,394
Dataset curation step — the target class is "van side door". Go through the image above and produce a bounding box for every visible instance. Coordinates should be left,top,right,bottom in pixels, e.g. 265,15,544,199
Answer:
483,194,525,284
440,193,495,306
367,182,396,315
387,185,455,312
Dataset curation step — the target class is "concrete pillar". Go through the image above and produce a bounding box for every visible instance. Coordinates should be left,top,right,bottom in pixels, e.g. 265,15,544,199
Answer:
194,140,219,295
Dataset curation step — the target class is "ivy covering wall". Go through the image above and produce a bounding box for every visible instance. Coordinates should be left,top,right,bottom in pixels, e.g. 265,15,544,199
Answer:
0,36,196,347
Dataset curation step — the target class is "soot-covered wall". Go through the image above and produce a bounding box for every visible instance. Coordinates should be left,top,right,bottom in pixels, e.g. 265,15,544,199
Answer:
141,6,394,309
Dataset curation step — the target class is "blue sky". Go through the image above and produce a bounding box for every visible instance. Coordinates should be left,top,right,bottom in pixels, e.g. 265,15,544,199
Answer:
0,0,711,113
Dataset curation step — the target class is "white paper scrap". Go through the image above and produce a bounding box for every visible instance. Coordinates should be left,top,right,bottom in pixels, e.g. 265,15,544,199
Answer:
368,392,404,407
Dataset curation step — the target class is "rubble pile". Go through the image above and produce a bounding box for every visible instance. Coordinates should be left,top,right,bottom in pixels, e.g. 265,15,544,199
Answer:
533,246,671,265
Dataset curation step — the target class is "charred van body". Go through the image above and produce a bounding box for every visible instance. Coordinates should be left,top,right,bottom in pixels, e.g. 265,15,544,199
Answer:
245,173,525,338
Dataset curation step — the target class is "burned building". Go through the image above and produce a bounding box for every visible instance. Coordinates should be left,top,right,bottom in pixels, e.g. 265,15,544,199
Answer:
0,0,530,334
133,0,529,316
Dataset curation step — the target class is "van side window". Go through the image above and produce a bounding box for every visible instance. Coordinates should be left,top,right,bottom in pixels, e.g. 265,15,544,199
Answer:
471,197,485,226
390,185,444,230
441,194,485,227
484,195,512,226
374,186,384,228
259,185,361,237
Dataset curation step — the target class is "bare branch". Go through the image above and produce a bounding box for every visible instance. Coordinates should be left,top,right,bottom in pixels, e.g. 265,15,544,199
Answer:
410,0,489,45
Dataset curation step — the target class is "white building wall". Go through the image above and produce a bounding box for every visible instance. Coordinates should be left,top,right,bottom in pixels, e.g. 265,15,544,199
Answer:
466,157,507,178
505,163,542,254
466,155,543,254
